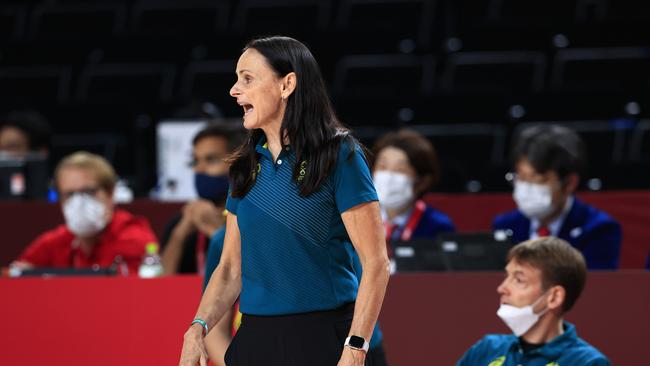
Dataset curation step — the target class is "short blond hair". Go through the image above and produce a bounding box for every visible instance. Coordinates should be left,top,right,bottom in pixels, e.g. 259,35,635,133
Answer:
55,151,117,193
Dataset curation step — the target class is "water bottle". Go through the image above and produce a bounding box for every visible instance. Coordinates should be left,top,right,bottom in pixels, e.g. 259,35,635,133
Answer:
138,243,163,278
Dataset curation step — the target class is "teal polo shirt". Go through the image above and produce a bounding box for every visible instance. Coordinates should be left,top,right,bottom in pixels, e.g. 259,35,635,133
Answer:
203,227,384,350
456,322,610,366
226,135,378,316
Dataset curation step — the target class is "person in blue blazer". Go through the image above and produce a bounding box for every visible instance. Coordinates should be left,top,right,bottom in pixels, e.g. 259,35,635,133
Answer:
493,125,621,270
372,129,455,258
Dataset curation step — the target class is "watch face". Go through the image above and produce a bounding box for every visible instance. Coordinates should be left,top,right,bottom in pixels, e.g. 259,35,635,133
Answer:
348,335,365,348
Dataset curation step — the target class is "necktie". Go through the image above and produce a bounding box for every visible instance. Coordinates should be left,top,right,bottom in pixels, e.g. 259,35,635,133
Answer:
537,226,550,237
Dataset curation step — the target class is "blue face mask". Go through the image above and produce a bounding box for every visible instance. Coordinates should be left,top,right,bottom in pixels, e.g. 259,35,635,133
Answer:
194,173,229,202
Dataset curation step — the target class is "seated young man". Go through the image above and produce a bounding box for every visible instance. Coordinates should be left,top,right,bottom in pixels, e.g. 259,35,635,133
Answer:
11,152,157,274
457,237,610,366
493,124,621,269
160,122,245,275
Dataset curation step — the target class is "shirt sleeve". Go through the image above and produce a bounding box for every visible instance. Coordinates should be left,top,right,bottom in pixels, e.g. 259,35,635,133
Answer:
225,188,241,215
203,227,226,292
113,216,158,274
455,337,487,366
17,231,58,267
334,140,378,214
588,358,612,366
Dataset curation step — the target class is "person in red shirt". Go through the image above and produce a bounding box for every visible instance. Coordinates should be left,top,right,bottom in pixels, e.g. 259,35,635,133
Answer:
11,151,157,274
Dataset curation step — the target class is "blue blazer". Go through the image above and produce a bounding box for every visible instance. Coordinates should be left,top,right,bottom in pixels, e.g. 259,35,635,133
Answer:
414,206,455,238
389,205,455,242
493,198,621,270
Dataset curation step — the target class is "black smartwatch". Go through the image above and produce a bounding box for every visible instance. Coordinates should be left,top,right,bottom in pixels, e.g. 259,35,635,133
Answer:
344,335,369,352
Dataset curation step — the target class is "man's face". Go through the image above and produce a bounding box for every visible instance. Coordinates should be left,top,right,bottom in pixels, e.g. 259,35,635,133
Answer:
0,126,30,157
515,158,570,211
497,259,546,313
192,136,230,176
57,167,114,220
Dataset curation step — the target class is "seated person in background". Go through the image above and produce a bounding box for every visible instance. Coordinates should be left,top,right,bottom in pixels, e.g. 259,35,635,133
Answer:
457,237,611,366
160,122,245,275
493,125,621,270
11,152,157,273
0,110,51,158
372,129,454,254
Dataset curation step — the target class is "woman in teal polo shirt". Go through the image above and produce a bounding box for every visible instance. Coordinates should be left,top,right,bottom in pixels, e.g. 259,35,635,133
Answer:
179,36,390,366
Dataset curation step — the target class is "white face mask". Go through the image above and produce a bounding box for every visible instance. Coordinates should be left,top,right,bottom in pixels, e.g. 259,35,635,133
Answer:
63,193,109,238
497,293,549,336
513,180,554,220
373,171,414,211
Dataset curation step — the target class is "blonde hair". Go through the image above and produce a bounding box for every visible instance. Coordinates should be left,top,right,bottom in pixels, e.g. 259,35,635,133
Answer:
55,151,117,192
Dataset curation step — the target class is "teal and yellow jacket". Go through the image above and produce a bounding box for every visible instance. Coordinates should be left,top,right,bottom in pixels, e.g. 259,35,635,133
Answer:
457,322,610,366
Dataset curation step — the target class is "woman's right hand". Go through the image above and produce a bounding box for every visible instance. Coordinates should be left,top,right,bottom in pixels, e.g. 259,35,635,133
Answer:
179,325,209,366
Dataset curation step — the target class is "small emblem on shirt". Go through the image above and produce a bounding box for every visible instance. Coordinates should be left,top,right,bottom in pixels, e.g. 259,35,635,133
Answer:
251,162,262,179
488,356,505,366
297,160,307,181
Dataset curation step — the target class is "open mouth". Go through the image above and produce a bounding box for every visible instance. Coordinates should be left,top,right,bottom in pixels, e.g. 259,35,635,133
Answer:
242,104,254,117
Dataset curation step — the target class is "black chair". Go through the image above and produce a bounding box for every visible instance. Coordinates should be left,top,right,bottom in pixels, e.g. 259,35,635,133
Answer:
76,63,176,103
412,123,507,192
334,96,419,129
50,133,126,169
551,47,650,94
0,66,71,103
521,92,635,122
29,2,127,39
442,0,570,52
0,5,26,40
131,0,230,37
232,0,331,37
440,51,546,93
179,60,240,117
486,0,578,27
333,54,435,98
334,0,437,53
89,38,195,65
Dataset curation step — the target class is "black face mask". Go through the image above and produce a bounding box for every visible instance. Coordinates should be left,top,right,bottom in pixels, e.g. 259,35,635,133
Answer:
194,173,229,203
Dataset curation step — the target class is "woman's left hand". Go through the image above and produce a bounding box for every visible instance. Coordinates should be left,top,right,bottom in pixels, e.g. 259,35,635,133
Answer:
337,347,366,366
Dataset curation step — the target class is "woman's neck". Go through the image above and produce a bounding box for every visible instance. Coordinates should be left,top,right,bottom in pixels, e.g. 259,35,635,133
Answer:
262,123,286,161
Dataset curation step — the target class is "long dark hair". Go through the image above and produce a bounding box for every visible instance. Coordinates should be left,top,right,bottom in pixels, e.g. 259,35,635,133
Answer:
229,36,358,198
